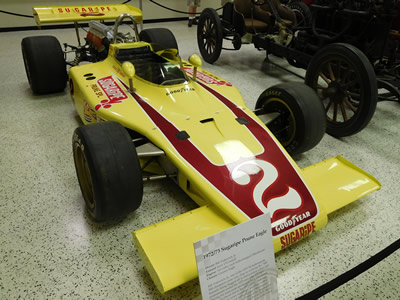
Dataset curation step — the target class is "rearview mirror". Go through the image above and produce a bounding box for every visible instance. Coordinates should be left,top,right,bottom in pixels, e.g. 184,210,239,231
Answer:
122,61,136,93
189,54,202,81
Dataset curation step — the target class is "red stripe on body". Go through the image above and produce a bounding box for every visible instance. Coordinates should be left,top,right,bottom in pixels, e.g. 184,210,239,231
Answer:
124,79,318,236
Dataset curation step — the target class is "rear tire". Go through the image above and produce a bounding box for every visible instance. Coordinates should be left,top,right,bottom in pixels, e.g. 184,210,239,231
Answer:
255,82,326,156
139,28,179,52
21,36,67,94
72,122,143,221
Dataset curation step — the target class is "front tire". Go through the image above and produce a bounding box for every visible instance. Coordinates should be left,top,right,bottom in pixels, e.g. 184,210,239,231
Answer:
197,8,223,64
72,122,143,221
305,43,377,137
21,36,67,94
255,82,326,156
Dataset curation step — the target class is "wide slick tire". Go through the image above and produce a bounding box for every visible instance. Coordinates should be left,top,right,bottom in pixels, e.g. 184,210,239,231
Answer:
21,35,67,94
72,122,143,221
255,82,326,156
197,8,223,64
139,28,178,51
305,43,378,137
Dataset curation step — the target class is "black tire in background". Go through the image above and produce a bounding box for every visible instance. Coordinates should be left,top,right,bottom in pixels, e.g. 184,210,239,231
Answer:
72,122,143,222
288,1,312,27
139,28,179,52
197,8,223,64
305,43,377,137
255,82,326,156
285,2,312,68
21,35,67,94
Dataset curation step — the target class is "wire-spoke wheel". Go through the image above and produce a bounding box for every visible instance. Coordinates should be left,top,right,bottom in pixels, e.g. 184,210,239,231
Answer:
197,8,223,64
305,43,377,137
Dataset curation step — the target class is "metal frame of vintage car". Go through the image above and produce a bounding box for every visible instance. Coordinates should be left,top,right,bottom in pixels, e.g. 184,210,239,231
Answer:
283,0,400,103
22,4,380,294
197,0,399,138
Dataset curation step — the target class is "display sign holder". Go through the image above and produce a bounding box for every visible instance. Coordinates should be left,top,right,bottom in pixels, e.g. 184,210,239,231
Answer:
194,214,278,300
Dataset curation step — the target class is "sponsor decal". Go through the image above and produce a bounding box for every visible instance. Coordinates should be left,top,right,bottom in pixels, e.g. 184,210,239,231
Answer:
82,100,97,122
280,221,316,249
119,77,318,238
166,86,195,96
57,7,111,14
90,84,104,98
95,76,127,110
83,100,90,112
84,113,93,123
184,67,232,87
80,13,105,17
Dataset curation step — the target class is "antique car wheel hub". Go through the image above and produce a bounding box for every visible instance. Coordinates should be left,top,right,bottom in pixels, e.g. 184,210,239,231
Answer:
324,81,346,104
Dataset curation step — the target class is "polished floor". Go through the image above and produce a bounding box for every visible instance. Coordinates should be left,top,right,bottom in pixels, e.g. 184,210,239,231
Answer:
1,20,399,299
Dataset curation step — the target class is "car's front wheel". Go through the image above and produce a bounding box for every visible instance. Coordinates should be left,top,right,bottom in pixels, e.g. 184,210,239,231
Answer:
255,82,326,156
72,122,143,221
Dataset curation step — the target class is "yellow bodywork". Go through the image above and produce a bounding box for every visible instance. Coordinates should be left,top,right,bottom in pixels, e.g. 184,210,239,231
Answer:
33,4,142,26
133,156,379,293
69,42,380,293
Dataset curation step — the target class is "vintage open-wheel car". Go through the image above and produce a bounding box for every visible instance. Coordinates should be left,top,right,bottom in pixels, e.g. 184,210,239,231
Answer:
198,0,400,137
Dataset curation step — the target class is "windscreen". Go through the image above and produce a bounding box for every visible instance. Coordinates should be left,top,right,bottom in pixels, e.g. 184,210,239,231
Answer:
116,46,187,86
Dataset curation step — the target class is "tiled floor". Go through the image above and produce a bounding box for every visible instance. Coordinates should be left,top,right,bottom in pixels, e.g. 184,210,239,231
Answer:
0,20,399,299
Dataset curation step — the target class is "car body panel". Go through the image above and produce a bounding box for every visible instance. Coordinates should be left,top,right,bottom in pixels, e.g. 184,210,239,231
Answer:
70,42,320,224
70,44,380,293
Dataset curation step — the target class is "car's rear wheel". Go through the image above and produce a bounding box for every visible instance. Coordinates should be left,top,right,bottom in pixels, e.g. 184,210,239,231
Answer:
139,28,179,52
305,43,377,137
255,82,326,156
21,36,67,94
72,122,143,221
197,8,223,64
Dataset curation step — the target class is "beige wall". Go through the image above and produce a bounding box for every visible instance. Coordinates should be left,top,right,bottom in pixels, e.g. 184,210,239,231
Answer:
0,0,221,29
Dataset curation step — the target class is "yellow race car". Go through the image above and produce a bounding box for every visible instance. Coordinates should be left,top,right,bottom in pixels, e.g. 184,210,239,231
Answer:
21,4,380,294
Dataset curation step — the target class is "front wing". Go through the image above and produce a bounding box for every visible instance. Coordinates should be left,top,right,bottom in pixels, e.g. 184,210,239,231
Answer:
133,156,380,293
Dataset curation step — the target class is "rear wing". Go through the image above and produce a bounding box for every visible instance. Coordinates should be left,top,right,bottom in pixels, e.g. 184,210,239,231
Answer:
33,4,142,26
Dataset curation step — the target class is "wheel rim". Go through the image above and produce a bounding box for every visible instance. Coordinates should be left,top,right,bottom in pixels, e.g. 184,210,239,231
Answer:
310,57,362,125
263,98,296,146
73,142,95,210
199,15,218,58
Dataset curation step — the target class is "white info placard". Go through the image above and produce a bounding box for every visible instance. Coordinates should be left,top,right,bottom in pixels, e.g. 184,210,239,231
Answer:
194,214,278,300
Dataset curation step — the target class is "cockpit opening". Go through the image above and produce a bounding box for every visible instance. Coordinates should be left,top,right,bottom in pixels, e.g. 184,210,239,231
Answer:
116,46,188,86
